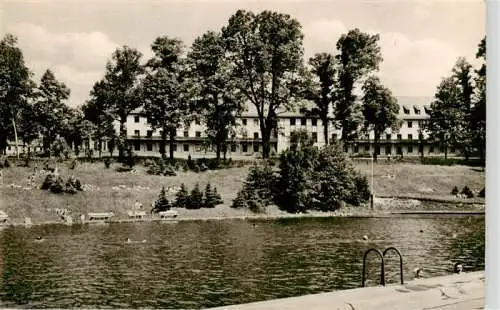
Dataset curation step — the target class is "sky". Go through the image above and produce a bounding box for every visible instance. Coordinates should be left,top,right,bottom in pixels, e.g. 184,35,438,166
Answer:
0,0,485,107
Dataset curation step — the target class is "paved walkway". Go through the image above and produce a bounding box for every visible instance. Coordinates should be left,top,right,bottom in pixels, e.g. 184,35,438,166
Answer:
209,271,484,310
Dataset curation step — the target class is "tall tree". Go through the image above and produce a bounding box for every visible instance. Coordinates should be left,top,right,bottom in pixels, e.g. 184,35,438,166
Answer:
102,46,144,160
305,52,336,145
472,37,486,160
451,57,474,159
334,29,383,144
361,76,400,162
221,10,307,159
0,34,34,157
187,31,244,160
142,36,187,160
34,69,71,156
82,80,116,157
427,76,461,159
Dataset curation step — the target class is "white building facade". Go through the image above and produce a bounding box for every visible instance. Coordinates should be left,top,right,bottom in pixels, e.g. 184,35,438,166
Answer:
111,96,456,159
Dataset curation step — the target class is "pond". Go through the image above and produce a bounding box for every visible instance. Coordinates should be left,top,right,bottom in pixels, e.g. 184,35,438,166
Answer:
0,216,484,309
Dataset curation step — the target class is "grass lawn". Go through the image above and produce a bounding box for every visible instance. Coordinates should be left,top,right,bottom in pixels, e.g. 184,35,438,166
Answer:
0,160,485,224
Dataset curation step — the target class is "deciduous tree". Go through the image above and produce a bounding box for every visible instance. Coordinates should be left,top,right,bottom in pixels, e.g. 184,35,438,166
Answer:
142,36,188,160
361,76,400,161
222,10,307,158
305,52,336,145
334,29,382,143
187,31,244,160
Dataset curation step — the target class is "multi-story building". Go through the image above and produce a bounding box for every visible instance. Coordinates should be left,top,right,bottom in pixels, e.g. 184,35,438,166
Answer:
3,96,456,158
114,96,456,159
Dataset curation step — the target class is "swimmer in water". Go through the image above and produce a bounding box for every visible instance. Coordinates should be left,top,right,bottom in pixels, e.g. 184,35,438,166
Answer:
454,263,464,274
35,236,43,241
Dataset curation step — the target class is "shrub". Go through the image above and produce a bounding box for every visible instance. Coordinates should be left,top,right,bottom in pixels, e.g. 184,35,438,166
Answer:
204,183,223,208
41,173,57,190
204,183,217,208
244,164,276,205
276,144,370,213
164,165,177,176
69,159,78,170
188,183,204,209
116,165,133,173
152,186,171,213
174,183,190,208
451,186,459,195
461,186,474,198
231,189,247,209
104,158,111,169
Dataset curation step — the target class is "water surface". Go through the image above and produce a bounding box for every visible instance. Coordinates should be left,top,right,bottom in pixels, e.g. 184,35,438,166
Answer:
0,216,484,309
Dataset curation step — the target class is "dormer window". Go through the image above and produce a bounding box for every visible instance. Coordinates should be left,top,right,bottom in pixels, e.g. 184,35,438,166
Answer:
424,107,431,115
414,106,421,115
403,106,410,114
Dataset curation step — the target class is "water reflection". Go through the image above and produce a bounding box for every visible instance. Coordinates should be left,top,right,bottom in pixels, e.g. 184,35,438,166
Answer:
0,216,484,309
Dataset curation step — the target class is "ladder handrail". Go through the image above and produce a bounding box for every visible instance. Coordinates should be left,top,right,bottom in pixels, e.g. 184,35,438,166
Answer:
383,247,404,285
362,248,385,287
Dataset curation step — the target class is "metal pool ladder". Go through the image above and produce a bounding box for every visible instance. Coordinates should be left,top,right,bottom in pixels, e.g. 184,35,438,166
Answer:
361,247,404,287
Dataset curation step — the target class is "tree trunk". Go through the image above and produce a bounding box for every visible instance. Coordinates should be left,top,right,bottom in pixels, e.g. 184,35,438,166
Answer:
216,143,221,160
261,128,271,159
118,115,127,160
373,134,379,162
160,128,167,160
322,116,329,145
11,117,19,159
168,129,175,160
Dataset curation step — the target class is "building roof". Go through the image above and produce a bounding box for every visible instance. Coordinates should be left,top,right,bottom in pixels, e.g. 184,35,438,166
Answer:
131,96,433,119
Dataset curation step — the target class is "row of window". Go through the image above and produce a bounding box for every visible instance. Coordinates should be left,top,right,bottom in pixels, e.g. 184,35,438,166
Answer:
132,141,261,153
133,115,422,131
130,129,422,141
351,144,453,155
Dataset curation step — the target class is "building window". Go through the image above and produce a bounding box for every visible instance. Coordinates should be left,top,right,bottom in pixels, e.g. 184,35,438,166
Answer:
386,134,391,140
429,146,434,153
290,118,296,126
385,145,391,154
408,134,413,140
253,144,259,152
403,106,410,114
254,132,259,139
408,145,413,153
301,118,306,126
253,119,258,126
134,141,140,151
242,144,248,152
146,143,153,151
184,131,189,137
134,130,140,137
173,144,177,152
397,134,402,140
7,146,11,151
183,144,189,152
146,117,151,124
195,119,200,125
147,130,152,137
354,145,359,153
364,144,370,151
242,119,247,126
408,121,413,128
195,131,201,137
134,116,140,123
312,132,318,142
312,119,317,126
231,144,236,152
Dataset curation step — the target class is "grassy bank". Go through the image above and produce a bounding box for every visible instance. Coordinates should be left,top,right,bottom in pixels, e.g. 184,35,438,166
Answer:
0,160,484,225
